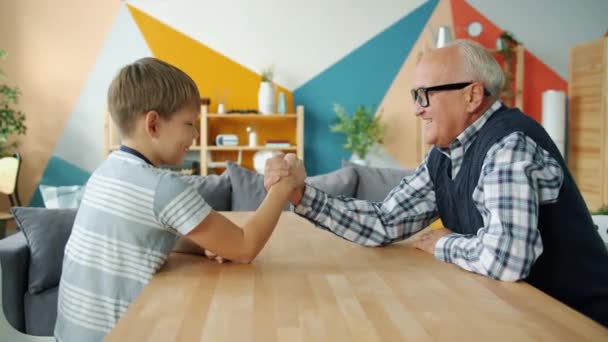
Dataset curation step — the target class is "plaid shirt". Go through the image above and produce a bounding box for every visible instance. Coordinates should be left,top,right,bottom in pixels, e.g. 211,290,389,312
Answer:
294,101,564,281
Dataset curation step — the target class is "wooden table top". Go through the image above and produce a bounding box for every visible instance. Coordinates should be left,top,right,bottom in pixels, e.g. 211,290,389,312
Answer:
107,212,607,341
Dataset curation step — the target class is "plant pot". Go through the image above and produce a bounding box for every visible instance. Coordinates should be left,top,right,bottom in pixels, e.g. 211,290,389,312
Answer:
350,153,368,166
258,82,275,115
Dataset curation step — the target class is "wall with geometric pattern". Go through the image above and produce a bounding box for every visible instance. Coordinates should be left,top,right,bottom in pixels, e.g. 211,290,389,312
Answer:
1,0,606,207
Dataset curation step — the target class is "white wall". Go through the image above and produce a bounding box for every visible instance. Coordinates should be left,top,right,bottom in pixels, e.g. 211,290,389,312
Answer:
126,0,426,89
54,6,152,172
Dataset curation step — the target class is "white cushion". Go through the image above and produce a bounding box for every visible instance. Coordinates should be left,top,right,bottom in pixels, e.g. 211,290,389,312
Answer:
39,185,84,209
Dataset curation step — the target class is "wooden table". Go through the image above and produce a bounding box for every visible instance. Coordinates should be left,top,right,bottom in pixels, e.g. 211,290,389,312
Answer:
107,212,607,341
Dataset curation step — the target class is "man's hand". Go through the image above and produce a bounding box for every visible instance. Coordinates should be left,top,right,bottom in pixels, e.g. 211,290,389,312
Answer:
264,153,307,205
413,228,453,255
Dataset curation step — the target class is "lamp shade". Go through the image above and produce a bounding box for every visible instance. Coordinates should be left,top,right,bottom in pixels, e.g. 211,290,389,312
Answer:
435,26,452,48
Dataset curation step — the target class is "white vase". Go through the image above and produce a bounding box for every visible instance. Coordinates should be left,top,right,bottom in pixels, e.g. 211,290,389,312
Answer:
253,150,275,174
258,81,275,115
350,153,368,166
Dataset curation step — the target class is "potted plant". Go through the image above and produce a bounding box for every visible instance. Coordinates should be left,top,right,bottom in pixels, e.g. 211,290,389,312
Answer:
495,31,520,106
592,206,608,245
0,49,27,157
258,67,275,115
330,103,385,165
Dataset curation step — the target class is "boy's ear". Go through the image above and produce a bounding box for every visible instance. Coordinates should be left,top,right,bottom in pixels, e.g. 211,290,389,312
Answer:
144,110,161,137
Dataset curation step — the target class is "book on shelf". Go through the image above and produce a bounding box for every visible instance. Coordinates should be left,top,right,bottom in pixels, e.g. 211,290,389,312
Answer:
265,140,290,147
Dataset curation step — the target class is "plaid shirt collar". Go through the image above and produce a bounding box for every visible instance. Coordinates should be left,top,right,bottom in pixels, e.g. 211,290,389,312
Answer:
437,100,503,174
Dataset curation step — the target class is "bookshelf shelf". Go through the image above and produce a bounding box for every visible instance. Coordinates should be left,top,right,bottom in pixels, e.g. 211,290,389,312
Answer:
104,105,305,176
199,105,304,175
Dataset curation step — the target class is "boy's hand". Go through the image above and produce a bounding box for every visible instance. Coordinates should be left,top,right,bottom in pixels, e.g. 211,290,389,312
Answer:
264,153,306,204
281,154,306,189
264,153,290,189
204,249,228,263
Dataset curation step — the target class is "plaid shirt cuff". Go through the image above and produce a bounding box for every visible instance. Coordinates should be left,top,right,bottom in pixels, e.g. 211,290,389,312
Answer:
294,185,325,219
434,234,460,263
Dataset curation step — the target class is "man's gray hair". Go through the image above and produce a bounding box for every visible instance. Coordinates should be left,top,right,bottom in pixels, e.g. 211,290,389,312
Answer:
444,39,505,99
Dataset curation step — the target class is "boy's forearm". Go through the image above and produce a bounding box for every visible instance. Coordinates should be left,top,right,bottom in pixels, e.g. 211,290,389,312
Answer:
240,182,292,262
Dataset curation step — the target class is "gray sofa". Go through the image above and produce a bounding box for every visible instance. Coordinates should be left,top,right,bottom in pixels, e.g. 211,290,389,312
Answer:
0,162,412,336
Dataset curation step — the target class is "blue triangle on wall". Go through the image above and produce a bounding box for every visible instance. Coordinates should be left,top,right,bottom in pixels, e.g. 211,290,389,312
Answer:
294,0,438,175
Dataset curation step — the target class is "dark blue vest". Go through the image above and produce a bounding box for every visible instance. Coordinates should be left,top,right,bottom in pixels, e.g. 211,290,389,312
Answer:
427,106,608,326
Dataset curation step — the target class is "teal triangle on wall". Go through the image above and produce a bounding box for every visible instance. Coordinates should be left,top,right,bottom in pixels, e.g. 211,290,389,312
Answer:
294,0,438,175
29,156,91,207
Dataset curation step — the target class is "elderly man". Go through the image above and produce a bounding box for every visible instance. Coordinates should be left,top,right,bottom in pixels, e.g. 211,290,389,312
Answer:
264,39,608,327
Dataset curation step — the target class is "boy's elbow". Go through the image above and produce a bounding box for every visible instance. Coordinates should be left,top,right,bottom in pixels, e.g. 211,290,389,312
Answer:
235,256,254,264
233,249,258,264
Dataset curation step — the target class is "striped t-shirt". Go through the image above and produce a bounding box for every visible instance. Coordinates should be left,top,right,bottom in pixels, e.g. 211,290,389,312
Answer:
54,150,211,342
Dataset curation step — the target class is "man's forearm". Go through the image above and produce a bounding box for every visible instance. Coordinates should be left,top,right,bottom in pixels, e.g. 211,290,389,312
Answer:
294,185,436,246
434,233,541,281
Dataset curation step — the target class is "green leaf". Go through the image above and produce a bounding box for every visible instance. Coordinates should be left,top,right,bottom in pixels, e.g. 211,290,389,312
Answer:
329,103,386,159
0,48,27,155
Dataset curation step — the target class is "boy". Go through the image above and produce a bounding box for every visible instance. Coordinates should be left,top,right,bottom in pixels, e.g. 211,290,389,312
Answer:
54,57,303,341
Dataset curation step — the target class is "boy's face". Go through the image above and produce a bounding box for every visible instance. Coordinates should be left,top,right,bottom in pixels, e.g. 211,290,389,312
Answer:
155,106,199,166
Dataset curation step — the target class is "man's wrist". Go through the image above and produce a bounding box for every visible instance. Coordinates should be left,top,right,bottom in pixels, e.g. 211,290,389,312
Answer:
434,235,453,262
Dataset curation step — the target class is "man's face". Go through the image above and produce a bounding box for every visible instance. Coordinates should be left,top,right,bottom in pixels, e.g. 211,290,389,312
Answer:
412,48,472,148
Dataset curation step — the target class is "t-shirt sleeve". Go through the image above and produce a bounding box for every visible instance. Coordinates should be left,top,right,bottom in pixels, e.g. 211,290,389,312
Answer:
154,171,212,235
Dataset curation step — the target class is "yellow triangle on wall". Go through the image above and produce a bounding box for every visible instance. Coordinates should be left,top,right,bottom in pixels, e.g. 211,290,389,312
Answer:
127,5,293,113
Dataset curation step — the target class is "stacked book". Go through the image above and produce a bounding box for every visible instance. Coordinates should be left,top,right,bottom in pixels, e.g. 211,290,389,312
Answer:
265,140,290,147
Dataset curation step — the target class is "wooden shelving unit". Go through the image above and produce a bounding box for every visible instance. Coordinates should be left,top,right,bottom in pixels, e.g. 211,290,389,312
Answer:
568,36,608,211
104,105,305,176
206,146,297,151
198,105,304,175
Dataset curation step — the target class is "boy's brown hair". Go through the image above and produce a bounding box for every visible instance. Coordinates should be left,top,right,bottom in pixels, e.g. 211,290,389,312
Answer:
108,57,200,135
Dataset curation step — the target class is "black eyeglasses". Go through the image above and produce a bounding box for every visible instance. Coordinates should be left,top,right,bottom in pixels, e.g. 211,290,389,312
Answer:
410,82,491,108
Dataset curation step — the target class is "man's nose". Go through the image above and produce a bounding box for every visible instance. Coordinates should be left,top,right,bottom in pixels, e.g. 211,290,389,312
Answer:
414,101,424,116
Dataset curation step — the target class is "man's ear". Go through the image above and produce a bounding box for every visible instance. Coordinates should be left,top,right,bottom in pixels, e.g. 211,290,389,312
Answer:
143,110,161,137
466,82,485,113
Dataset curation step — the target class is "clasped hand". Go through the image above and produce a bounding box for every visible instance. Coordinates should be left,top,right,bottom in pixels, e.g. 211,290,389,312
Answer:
264,153,307,204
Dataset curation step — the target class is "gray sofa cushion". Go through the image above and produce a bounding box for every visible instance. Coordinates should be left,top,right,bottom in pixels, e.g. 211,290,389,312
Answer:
343,162,414,201
306,166,358,197
11,207,76,294
181,171,232,211
227,162,291,211
227,162,267,211
0,232,30,332
24,286,58,336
